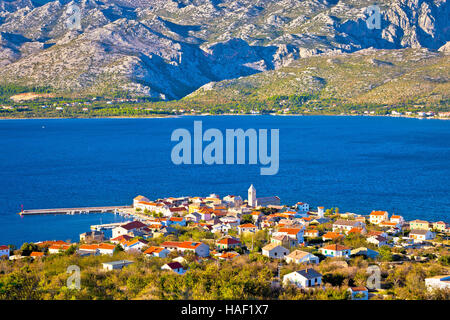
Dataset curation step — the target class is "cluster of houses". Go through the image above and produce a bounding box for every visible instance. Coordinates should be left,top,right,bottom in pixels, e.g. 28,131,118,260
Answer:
1,185,448,298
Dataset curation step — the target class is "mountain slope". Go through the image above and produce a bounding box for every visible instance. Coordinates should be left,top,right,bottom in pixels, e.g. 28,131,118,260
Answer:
0,0,448,99
185,48,450,107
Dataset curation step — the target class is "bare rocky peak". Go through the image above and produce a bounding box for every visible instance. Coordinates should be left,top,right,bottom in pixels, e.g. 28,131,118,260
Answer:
0,0,448,99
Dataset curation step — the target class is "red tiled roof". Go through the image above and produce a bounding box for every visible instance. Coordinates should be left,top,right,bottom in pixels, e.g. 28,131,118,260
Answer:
162,241,204,249
239,223,256,228
322,244,350,251
166,262,183,270
111,235,133,243
30,252,44,257
217,238,241,245
120,221,147,230
278,227,302,235
144,246,166,254
97,243,115,250
370,210,388,216
126,239,148,246
323,232,343,239
37,240,68,247
169,217,184,221
49,244,71,250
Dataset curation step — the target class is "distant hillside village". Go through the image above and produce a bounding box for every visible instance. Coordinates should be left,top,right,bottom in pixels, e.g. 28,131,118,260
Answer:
1,185,449,300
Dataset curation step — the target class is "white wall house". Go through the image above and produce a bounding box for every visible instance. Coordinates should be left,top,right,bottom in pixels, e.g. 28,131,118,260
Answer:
262,243,289,259
162,241,210,257
124,239,148,252
223,195,243,208
332,220,365,233
367,235,388,247
283,269,322,288
369,211,389,225
133,195,150,207
285,250,319,265
319,244,351,258
212,223,233,234
102,260,134,271
390,215,405,225
144,246,170,258
112,221,148,238
277,227,305,244
135,201,172,217
409,229,435,243
161,262,186,275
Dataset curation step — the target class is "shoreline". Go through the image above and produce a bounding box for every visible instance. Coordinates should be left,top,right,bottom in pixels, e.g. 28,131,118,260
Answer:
0,115,180,120
1,114,449,121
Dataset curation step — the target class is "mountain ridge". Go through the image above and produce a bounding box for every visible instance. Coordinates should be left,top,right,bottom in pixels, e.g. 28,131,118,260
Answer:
0,0,448,100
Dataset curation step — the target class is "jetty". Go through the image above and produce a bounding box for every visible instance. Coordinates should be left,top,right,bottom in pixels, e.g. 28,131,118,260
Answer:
19,205,132,216
90,222,126,231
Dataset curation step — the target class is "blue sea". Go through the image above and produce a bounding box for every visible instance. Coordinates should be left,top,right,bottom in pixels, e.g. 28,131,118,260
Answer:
0,116,449,246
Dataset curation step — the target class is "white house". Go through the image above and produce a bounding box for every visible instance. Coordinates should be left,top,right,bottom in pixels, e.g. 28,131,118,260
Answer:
223,195,243,208
409,229,435,243
161,262,186,275
319,244,351,258
261,243,289,259
185,212,201,223
161,241,210,257
102,260,134,271
144,246,170,258
124,239,148,252
333,219,365,234
48,244,72,254
112,221,148,238
97,243,116,255
390,215,405,225
238,223,258,235
425,275,450,291
134,201,171,217
212,223,233,234
367,235,389,247
285,250,319,265
78,243,115,255
283,269,322,288
432,221,448,232
133,195,150,207
0,245,10,258
369,211,389,225
277,227,304,244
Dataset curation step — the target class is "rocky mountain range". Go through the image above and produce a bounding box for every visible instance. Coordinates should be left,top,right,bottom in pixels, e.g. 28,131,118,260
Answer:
0,0,448,100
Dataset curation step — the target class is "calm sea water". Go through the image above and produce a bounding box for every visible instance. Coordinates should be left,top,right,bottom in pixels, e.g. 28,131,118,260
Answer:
0,116,449,246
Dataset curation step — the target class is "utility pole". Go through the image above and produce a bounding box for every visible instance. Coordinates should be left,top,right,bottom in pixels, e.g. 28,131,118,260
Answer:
278,262,281,280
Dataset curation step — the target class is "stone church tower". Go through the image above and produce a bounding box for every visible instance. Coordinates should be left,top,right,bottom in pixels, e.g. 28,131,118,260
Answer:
248,184,256,207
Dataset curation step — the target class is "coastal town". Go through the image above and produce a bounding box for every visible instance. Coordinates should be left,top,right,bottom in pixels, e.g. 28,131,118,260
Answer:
0,185,449,300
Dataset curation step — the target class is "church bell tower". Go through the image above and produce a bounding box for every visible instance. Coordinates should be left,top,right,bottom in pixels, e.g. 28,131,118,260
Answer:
248,184,256,207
